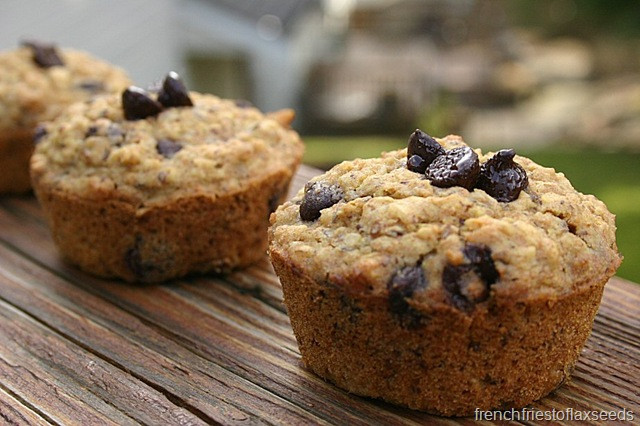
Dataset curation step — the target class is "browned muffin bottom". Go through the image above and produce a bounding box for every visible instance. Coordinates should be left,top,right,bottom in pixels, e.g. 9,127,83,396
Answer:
31,73,303,282
271,250,607,415
0,129,35,193
268,132,620,415
0,40,130,193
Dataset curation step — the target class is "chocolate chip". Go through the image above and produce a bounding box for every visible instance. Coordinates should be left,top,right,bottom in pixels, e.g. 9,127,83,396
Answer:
157,72,193,108
425,146,480,190
156,139,183,158
464,244,498,285
21,40,64,68
388,266,427,328
442,244,499,311
124,245,144,278
85,126,98,137
477,149,528,202
407,129,445,167
299,182,343,221
442,264,475,311
33,125,47,145
122,86,163,120
124,237,159,280
77,80,105,93
407,154,427,173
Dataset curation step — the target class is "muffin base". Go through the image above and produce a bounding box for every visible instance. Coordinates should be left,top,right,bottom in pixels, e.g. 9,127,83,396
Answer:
34,169,295,282
0,128,34,193
270,249,607,416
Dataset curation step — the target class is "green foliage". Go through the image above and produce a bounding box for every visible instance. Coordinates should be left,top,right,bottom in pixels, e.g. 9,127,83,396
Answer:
507,0,640,38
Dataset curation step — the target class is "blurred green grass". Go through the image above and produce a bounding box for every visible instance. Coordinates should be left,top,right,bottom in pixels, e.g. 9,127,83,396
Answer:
302,136,640,283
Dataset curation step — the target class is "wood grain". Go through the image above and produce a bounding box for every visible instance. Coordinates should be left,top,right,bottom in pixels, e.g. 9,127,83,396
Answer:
0,164,638,426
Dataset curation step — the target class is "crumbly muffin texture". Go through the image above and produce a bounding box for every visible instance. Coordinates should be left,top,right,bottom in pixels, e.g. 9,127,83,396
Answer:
31,92,302,205
271,135,620,307
31,77,304,282
0,42,130,193
269,134,620,414
0,44,130,132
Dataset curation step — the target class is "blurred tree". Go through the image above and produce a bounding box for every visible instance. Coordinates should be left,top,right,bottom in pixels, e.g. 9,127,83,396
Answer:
508,0,640,39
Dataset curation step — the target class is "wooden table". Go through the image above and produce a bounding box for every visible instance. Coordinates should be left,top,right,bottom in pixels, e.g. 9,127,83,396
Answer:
0,165,638,425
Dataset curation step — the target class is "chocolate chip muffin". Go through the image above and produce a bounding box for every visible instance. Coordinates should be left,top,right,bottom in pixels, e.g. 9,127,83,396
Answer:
0,40,130,193
268,130,621,416
31,72,304,282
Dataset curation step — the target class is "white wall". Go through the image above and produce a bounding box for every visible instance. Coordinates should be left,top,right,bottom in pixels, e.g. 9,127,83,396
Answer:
0,0,183,86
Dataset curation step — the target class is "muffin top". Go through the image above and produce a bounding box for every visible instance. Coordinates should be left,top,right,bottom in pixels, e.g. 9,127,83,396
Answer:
0,41,131,131
269,133,621,312
31,73,304,204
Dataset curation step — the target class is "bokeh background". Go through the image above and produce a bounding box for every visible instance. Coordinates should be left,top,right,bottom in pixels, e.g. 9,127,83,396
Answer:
2,0,638,281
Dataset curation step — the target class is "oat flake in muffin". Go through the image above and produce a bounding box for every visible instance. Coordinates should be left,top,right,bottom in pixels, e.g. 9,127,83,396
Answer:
269,132,621,415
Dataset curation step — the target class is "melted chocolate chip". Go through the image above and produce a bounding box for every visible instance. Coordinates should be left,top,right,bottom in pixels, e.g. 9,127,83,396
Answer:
156,139,183,159
157,72,193,108
388,266,427,328
443,244,499,311
442,264,475,311
407,154,427,173
122,86,163,120
425,146,480,190
477,149,528,202
407,129,445,167
33,125,47,145
463,244,498,285
299,182,343,221
21,40,64,68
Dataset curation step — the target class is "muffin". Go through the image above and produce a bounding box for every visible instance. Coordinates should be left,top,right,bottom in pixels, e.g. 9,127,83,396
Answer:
0,40,131,193
268,130,621,415
31,72,304,282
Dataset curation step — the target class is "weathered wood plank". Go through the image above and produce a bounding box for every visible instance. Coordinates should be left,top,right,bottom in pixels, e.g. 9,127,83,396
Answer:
0,386,50,426
0,300,134,426
0,243,326,425
0,163,638,425
0,198,431,425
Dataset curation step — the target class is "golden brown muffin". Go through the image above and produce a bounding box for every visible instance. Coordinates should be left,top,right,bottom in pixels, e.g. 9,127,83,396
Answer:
31,73,304,282
268,131,621,415
0,40,131,193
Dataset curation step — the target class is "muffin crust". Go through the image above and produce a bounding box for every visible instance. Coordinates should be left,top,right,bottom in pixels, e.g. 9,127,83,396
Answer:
0,44,130,192
32,88,303,282
269,135,620,415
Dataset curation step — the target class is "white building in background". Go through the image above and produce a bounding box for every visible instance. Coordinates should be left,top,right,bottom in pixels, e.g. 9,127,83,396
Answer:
176,0,349,112
0,0,182,86
0,0,351,114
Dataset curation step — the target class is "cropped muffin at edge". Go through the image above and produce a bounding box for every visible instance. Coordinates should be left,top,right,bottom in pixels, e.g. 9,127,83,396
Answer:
0,40,131,193
31,73,304,282
268,131,620,415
